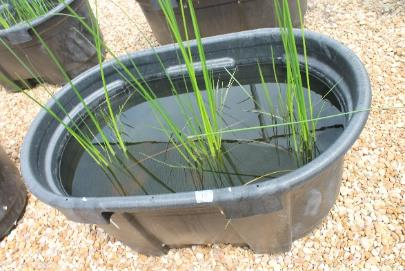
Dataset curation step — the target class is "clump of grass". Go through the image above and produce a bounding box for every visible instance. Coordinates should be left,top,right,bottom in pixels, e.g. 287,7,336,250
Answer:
271,0,316,164
64,0,225,165
0,0,55,29
156,0,222,159
188,0,317,165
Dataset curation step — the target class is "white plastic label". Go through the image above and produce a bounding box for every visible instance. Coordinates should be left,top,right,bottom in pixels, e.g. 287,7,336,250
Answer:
195,190,214,203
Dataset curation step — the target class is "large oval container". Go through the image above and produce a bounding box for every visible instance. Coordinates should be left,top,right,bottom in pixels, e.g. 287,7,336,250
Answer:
21,29,371,255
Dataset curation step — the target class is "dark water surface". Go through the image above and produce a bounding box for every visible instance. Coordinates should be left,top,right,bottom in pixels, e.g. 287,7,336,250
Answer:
60,64,346,197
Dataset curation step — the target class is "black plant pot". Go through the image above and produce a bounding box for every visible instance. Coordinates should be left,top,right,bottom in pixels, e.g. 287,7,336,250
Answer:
136,0,307,44
0,0,102,91
0,146,27,240
21,29,371,255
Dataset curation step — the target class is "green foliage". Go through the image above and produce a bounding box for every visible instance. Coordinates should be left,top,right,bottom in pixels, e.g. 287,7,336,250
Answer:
274,0,316,164
0,0,55,29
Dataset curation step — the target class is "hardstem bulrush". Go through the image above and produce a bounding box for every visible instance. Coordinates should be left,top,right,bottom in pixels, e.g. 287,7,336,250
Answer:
273,0,316,164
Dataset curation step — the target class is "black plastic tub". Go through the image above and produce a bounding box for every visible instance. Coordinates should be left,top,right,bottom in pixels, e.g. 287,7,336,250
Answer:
137,0,307,44
0,146,27,240
0,0,102,91
21,29,371,255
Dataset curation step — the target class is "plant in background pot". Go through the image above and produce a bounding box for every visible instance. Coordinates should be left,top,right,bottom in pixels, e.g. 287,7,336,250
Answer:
0,0,55,29
0,0,104,91
16,0,370,255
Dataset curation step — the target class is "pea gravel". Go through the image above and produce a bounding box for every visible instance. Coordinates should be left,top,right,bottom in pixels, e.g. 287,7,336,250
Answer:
0,0,404,270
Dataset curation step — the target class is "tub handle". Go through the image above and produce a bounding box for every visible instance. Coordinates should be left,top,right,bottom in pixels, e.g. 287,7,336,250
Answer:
5,29,32,45
166,57,236,78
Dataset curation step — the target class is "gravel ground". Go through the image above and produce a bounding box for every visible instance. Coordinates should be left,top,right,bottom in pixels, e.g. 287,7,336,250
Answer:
0,0,404,270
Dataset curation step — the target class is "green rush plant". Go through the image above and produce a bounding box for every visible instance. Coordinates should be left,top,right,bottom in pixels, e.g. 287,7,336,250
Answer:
187,0,317,165
63,0,226,166
274,0,316,164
